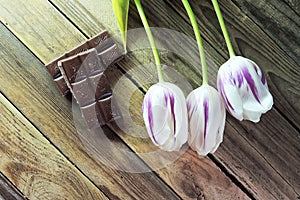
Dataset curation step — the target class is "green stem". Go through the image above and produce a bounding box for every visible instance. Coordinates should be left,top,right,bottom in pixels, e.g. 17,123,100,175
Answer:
182,0,208,85
123,30,127,54
211,0,235,57
134,0,164,82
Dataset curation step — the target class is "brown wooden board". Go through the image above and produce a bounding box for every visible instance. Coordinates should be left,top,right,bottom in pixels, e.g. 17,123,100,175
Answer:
231,0,300,65
0,95,109,199
1,0,299,199
49,0,300,199
0,173,27,200
0,1,251,200
0,22,181,200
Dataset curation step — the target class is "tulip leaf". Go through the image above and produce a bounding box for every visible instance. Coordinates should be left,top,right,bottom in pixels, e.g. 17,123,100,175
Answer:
112,0,130,53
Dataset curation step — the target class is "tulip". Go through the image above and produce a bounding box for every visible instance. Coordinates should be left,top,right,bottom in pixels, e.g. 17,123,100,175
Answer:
217,56,273,122
142,82,188,151
186,84,226,156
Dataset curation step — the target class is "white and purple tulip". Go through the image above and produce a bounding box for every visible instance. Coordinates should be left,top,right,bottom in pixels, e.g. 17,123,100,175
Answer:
142,82,188,151
217,56,273,122
186,84,226,156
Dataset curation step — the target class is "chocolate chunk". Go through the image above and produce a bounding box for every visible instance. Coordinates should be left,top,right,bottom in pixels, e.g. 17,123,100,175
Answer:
45,30,117,95
99,44,124,67
81,102,105,129
89,73,112,100
54,76,70,95
58,49,93,88
45,30,124,129
71,78,95,107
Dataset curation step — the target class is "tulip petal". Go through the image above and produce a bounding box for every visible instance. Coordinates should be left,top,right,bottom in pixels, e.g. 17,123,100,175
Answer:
142,82,188,151
217,56,273,122
218,78,243,121
187,85,226,156
203,98,209,145
241,66,260,103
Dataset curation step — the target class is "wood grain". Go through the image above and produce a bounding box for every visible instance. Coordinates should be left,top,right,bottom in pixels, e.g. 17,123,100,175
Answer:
283,0,300,16
231,0,300,65
1,0,299,199
49,0,300,199
0,173,27,200
106,66,250,200
0,93,108,199
0,1,250,199
0,13,180,200
131,1,300,198
49,0,252,199
167,0,300,131
0,0,85,63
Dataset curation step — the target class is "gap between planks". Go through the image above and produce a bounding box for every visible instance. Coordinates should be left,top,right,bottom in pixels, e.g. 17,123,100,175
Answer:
40,0,300,198
0,1,250,199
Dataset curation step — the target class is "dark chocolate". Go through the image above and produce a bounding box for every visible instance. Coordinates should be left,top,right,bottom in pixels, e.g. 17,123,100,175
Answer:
45,30,123,129
45,30,119,95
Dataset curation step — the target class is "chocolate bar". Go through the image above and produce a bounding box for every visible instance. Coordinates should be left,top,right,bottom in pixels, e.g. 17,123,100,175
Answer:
46,30,116,95
45,30,124,129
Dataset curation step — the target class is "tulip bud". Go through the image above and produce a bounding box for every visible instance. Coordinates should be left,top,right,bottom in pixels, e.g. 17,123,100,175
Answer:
186,84,226,156
217,56,273,122
142,82,188,151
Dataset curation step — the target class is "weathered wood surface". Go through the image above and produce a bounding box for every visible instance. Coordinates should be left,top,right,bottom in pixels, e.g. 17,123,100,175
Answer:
231,0,300,65
0,0,299,199
0,93,108,199
0,173,26,200
0,13,181,200
167,0,300,130
49,0,300,199
0,0,247,199
54,0,300,199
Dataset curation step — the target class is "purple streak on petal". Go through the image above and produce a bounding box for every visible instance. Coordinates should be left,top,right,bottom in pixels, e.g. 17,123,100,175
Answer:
252,63,266,85
147,99,159,145
187,101,192,121
169,93,176,134
237,73,243,88
261,71,266,85
242,67,261,103
230,74,236,85
187,99,197,123
164,92,168,106
187,101,191,113
203,98,209,147
253,64,259,75
218,79,234,111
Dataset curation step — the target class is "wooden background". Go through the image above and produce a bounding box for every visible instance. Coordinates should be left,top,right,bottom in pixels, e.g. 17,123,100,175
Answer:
0,0,299,199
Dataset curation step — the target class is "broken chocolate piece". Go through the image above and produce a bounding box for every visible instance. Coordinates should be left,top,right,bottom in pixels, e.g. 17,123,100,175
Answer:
99,44,123,67
45,30,124,129
45,30,121,95
57,48,121,129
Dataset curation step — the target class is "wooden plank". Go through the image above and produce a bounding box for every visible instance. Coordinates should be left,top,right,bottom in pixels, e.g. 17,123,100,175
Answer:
0,1,251,199
0,95,108,199
0,0,85,63
0,17,181,200
48,0,118,38
282,0,300,16
103,67,250,200
0,173,27,200
0,22,247,199
128,2,300,199
43,0,252,199
231,0,300,65
166,0,300,130
50,0,300,199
